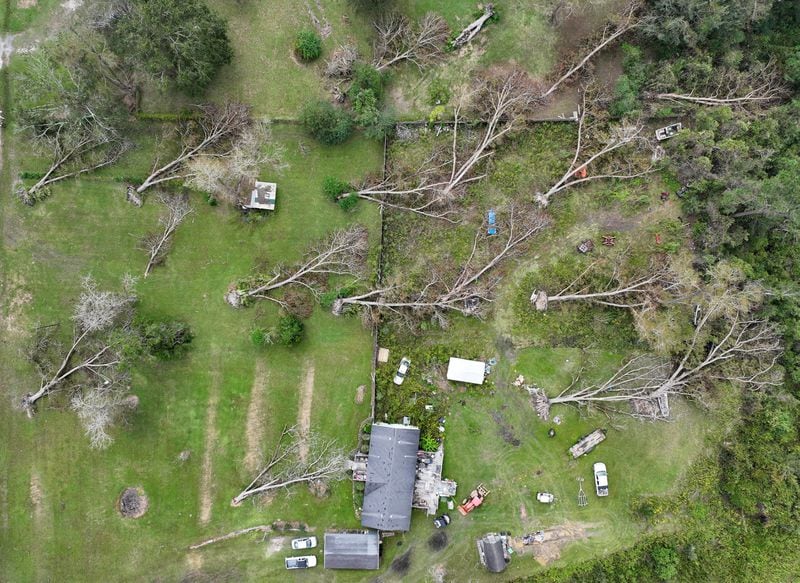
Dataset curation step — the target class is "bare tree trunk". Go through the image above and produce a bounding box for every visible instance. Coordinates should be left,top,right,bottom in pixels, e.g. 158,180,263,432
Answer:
452,4,495,48
540,1,640,100
142,195,194,277
189,525,272,550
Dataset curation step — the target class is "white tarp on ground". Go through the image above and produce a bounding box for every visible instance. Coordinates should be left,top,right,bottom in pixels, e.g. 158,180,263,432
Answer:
446,357,486,385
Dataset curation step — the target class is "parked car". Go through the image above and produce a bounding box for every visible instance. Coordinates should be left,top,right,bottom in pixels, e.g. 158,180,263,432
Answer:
291,536,317,550
536,492,555,504
433,513,451,528
285,556,317,570
393,357,411,385
593,462,609,497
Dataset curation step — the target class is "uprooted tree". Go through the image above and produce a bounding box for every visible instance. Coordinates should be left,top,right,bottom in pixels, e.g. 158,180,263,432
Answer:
135,102,255,195
15,38,129,205
232,426,347,505
530,253,688,312
226,226,369,308
184,120,285,206
21,276,192,447
140,194,194,277
333,206,551,326
372,12,450,71
534,91,656,207
531,277,783,420
345,67,541,220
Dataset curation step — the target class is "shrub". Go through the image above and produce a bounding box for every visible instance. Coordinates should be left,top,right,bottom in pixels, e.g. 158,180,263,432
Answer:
351,63,385,100
323,176,351,201
136,319,194,359
337,193,359,211
786,48,800,87
651,545,680,580
295,29,322,61
251,327,274,346
420,435,439,452
301,100,353,145
277,314,304,345
427,78,451,105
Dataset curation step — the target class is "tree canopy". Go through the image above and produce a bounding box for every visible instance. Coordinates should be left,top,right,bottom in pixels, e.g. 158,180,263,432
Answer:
109,0,233,96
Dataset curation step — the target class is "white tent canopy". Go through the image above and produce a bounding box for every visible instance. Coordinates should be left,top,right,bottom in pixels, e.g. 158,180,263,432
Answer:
446,357,486,385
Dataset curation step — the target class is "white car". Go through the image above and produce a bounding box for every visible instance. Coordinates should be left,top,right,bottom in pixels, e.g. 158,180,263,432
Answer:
593,462,609,497
291,536,317,550
285,556,317,569
393,357,411,385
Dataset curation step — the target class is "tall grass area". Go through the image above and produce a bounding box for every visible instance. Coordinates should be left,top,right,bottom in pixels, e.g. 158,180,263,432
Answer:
0,125,384,581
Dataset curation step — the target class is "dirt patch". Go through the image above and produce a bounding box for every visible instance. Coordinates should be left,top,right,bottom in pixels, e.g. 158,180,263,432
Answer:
185,552,204,572
118,487,149,518
29,472,44,519
391,547,413,575
509,522,594,566
430,564,447,583
17,0,37,8
297,362,315,462
355,384,365,404
427,531,448,552
243,360,269,474
265,536,288,557
520,503,528,520
199,369,221,525
491,410,521,446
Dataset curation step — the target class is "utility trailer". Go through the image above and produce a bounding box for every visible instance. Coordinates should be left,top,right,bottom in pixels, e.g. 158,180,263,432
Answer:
568,429,607,459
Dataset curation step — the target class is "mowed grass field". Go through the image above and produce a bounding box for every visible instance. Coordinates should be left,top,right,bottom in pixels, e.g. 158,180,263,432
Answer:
0,123,387,581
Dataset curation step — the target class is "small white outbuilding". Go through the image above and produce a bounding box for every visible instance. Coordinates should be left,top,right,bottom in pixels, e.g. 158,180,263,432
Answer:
446,357,486,385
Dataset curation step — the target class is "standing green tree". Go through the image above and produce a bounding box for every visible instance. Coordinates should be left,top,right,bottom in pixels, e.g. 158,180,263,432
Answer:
109,0,233,96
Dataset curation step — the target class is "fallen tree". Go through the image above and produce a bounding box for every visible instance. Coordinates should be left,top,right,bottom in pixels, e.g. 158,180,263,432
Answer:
333,206,551,326
530,255,684,312
534,91,655,207
140,194,194,277
226,225,369,308
373,12,449,71
452,4,495,48
532,285,782,420
136,102,252,195
232,426,346,505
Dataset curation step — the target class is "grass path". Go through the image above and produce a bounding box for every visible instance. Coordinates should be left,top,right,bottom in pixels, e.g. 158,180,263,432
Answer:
198,364,221,526
243,360,269,474
297,362,315,462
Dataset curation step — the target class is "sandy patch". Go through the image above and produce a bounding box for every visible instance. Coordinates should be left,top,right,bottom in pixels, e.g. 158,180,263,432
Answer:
17,0,37,8
430,564,446,583
243,360,269,474
355,384,365,404
3,274,33,336
297,363,315,462
61,0,83,12
519,503,528,520
198,369,221,525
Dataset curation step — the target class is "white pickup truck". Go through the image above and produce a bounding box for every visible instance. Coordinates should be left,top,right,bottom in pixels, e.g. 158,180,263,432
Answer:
593,462,609,497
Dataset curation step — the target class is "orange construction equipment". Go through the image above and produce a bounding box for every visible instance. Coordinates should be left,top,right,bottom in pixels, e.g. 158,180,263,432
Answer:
458,483,490,515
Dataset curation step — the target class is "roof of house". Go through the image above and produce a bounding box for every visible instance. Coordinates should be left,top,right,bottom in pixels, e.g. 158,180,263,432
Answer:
361,422,420,532
323,532,380,570
446,357,486,385
245,181,276,210
478,534,507,573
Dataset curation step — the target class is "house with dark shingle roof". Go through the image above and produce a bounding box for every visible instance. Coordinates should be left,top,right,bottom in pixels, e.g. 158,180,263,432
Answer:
324,532,380,570
360,422,420,531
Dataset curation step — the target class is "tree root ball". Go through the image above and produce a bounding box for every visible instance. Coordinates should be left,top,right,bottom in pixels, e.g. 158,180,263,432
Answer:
118,487,149,518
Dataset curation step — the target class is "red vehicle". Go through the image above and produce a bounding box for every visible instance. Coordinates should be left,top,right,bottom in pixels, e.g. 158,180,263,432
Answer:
458,484,490,515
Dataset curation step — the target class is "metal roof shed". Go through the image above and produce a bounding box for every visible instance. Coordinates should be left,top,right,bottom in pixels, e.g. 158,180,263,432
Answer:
446,357,486,385
324,532,380,570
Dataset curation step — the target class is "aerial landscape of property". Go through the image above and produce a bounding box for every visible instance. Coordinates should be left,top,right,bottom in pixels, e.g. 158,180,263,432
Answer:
1,0,800,581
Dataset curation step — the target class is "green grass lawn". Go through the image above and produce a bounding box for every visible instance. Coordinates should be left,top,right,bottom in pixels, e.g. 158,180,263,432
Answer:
0,124,386,581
